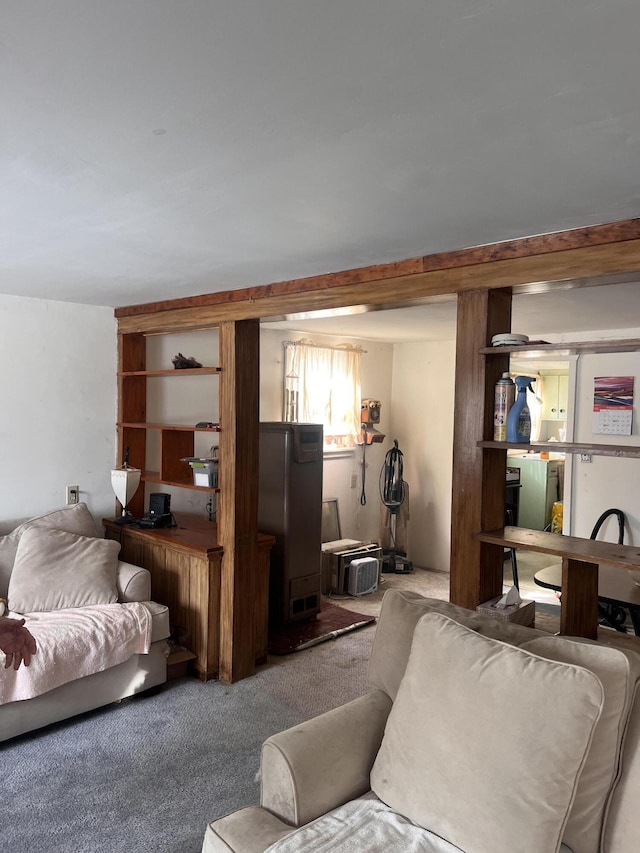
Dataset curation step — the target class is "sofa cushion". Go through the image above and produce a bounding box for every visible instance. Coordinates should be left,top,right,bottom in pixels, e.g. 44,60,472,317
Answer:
370,613,604,853
0,502,98,599
368,589,547,701
262,794,465,853
8,527,120,613
521,635,640,853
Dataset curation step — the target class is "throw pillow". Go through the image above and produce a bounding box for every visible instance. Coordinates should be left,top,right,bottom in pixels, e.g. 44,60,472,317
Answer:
521,636,640,853
0,502,98,599
8,527,120,613
370,612,604,853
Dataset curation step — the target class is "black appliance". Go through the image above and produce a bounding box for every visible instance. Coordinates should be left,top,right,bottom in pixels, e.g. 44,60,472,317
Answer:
258,423,323,625
505,467,521,526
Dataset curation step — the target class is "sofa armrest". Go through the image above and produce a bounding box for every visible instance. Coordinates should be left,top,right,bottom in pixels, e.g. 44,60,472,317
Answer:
260,688,392,827
116,561,151,602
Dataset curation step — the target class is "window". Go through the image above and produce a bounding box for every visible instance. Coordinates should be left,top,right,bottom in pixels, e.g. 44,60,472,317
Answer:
283,340,362,452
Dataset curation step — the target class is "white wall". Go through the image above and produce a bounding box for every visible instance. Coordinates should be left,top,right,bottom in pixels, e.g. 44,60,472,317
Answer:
389,340,456,572
0,295,117,532
570,348,640,546
260,328,393,542
144,329,220,516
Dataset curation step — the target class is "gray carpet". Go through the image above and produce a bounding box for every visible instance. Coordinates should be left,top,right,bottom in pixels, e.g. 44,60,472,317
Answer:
0,625,377,853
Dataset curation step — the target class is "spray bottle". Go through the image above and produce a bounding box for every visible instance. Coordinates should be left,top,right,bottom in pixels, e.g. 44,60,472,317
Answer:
506,376,536,443
493,372,515,441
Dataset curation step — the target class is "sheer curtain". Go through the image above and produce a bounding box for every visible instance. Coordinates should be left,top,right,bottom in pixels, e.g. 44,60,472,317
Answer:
284,341,362,450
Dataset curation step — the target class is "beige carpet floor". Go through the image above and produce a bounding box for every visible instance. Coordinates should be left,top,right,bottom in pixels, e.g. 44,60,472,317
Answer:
328,551,562,633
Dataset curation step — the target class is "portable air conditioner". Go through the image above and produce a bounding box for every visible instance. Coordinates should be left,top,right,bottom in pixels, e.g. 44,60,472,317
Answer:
347,557,379,596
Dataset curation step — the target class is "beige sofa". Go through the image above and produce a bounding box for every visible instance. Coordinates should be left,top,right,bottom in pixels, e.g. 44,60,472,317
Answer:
204,590,640,853
0,503,170,742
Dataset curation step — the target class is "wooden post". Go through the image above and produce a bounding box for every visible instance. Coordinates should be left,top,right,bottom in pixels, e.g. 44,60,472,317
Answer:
561,558,599,639
218,319,260,683
450,288,512,609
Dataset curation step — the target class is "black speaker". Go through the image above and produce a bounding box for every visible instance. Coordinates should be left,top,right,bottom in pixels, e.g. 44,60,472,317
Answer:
149,493,171,516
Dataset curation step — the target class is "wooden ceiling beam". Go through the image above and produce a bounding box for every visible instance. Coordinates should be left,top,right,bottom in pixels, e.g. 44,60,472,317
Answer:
115,219,640,335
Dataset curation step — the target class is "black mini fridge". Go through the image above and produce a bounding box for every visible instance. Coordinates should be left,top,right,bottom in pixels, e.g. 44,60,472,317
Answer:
258,422,323,625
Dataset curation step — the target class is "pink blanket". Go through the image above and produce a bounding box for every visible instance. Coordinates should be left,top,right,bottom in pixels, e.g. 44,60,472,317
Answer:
1,603,152,703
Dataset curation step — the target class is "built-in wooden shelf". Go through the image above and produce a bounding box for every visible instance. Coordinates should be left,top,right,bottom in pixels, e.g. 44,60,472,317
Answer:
478,526,640,640
119,422,221,432
118,367,221,376
480,337,640,356
478,526,640,569
478,440,640,458
142,471,219,492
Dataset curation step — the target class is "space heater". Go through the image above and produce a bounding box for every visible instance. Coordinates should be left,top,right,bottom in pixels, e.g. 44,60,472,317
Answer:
347,556,379,596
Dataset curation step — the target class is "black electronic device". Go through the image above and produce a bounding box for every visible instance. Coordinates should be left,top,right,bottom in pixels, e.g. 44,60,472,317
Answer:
138,513,173,529
149,493,171,516
137,493,173,529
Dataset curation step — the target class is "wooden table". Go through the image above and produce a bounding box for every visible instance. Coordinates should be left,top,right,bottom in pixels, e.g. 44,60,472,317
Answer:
534,562,640,635
104,514,274,681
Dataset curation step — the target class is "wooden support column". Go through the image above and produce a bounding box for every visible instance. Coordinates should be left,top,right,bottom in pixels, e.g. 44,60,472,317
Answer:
561,558,599,639
450,288,512,609
218,319,260,683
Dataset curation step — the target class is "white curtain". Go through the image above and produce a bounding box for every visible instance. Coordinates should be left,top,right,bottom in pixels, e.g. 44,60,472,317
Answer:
285,341,362,448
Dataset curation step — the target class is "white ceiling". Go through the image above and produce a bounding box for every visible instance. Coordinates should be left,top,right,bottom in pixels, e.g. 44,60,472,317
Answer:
2,2,640,339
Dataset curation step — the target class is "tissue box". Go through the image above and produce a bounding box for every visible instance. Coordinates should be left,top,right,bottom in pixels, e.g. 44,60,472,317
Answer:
476,597,535,627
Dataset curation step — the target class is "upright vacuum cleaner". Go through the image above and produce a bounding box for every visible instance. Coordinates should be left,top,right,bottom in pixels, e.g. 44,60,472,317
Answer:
379,439,413,573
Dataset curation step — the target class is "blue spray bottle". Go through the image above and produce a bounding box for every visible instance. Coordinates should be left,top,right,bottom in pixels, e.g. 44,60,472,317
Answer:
506,376,536,443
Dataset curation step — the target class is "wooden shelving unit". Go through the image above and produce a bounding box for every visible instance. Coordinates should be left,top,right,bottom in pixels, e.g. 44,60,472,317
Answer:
110,222,640,677
480,337,640,356
117,332,221,516
115,320,263,684
478,440,640,458
468,325,640,638
478,526,640,570
118,367,221,377
478,527,640,639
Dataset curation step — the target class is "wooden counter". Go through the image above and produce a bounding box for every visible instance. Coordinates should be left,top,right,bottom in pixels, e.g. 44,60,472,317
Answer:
478,526,640,639
104,514,274,681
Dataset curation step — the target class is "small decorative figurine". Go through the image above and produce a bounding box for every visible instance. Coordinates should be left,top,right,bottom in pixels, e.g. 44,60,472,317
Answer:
172,353,203,369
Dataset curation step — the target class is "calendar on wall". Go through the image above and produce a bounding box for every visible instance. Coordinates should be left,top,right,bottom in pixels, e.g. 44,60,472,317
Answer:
592,376,634,435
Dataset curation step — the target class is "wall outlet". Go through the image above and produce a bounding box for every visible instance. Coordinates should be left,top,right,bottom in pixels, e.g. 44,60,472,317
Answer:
580,454,592,463
350,473,358,489
66,485,79,505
